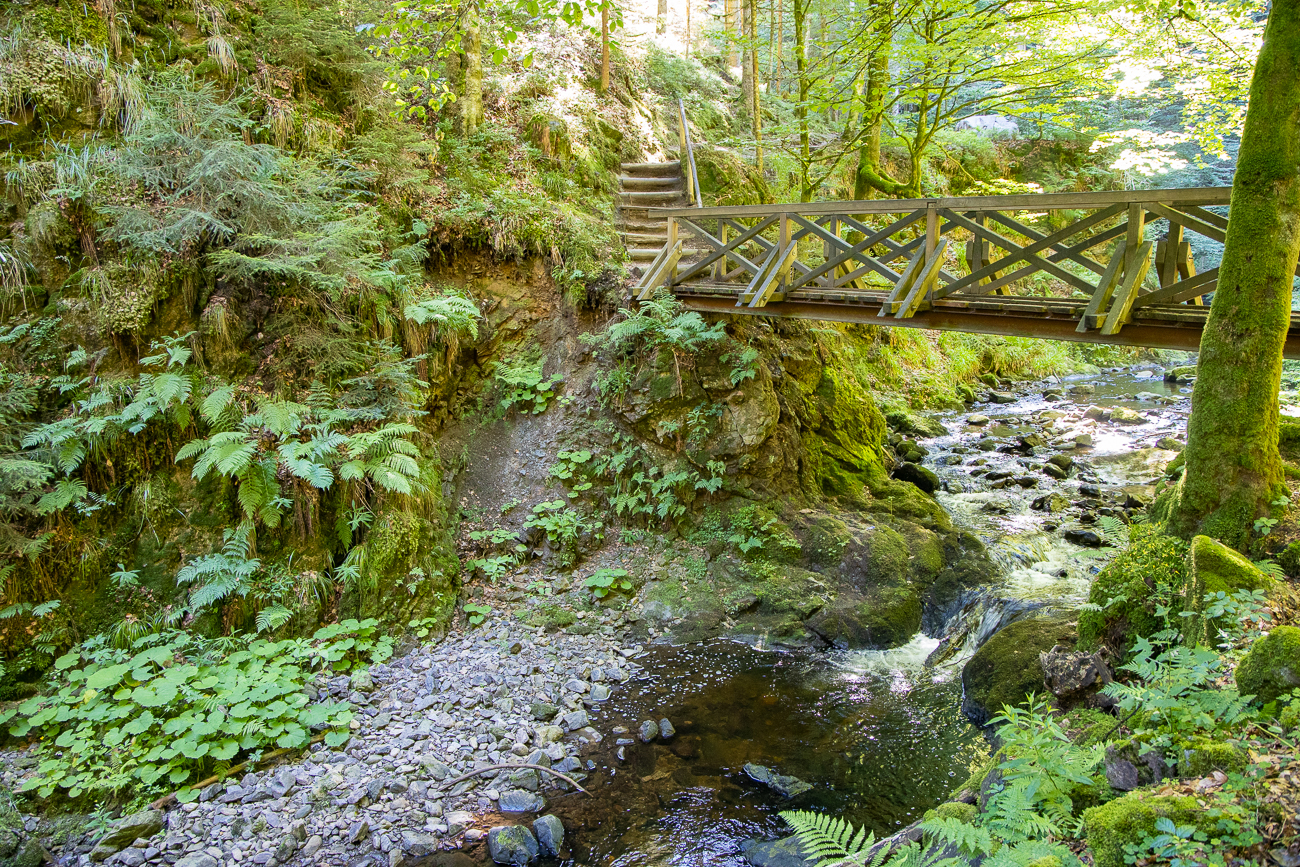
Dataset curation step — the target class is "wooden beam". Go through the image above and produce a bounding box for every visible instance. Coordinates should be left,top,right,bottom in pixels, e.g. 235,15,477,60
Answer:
881,247,926,316
1134,267,1218,307
1076,239,1127,332
937,209,1102,296
662,186,1233,220
896,239,949,319
1101,240,1154,335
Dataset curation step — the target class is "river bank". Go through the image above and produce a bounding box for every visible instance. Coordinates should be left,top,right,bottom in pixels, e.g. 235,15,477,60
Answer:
1,361,1201,867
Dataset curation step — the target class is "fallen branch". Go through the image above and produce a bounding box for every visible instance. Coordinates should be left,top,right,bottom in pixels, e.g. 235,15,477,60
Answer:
436,762,591,796
149,733,330,811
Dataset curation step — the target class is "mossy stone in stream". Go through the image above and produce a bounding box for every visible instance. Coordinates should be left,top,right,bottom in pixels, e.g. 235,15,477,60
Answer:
1235,625,1300,705
1077,525,1187,657
800,516,853,567
1082,792,1212,867
960,613,1077,725
1180,535,1276,648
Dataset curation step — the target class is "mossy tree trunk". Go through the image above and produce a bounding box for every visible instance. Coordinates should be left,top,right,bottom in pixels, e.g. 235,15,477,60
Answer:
657,0,667,33
853,0,897,201
460,1,484,135
1169,0,1300,546
726,0,739,67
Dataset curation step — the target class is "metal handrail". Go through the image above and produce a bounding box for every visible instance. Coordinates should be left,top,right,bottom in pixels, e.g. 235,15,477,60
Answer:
677,98,704,209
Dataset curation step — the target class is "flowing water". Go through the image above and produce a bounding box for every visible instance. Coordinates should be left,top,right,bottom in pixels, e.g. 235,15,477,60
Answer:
468,364,1196,867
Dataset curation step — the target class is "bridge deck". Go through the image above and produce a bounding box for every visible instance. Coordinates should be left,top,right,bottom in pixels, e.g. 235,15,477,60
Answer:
632,186,1300,358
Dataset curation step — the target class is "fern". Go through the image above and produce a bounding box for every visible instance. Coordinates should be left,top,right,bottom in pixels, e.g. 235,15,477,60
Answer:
778,810,879,867
1095,515,1129,548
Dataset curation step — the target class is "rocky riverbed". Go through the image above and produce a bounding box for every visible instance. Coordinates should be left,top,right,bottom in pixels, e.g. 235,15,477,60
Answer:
1,622,655,867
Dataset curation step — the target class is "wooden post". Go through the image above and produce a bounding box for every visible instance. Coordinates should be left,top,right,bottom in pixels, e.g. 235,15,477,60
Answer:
667,217,678,285
778,213,791,288
1160,222,1183,288
713,221,729,281
925,204,938,258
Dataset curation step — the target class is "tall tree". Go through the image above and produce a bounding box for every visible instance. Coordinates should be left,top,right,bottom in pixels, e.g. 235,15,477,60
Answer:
1167,0,1300,546
742,0,763,171
460,1,483,133
600,1,610,92
658,0,668,33
726,0,739,66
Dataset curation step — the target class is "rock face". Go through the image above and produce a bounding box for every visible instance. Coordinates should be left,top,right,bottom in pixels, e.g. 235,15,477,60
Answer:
1181,535,1276,647
1236,625,1300,705
961,613,1078,725
488,825,540,865
88,810,165,862
743,763,813,798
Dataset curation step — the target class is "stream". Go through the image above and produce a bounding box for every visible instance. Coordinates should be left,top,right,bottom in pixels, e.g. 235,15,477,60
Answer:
535,363,1195,867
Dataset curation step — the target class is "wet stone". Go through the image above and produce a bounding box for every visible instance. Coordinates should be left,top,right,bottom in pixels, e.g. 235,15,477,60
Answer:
488,826,539,866
638,720,660,743
498,790,546,813
743,763,813,798
533,815,564,857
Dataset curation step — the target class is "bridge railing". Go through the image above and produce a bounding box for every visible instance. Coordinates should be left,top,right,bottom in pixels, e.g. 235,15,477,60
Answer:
633,187,1262,339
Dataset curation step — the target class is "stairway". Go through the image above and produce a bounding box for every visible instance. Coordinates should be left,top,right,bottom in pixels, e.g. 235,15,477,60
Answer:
617,160,695,271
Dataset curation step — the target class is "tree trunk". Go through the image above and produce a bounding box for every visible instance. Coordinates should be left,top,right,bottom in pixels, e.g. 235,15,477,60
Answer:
600,3,610,92
745,0,762,172
853,0,893,200
770,0,782,94
1168,0,1300,546
794,0,810,200
657,0,667,34
685,0,691,56
460,1,483,134
726,0,738,67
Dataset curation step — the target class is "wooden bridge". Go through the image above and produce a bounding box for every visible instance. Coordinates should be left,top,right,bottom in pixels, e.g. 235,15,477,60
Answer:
631,184,1300,357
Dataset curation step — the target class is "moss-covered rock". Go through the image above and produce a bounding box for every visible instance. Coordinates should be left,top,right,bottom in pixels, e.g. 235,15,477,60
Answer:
961,613,1077,725
1235,625,1300,705
1082,792,1213,867
1078,525,1188,656
1180,535,1277,647
1182,737,1249,776
923,801,977,824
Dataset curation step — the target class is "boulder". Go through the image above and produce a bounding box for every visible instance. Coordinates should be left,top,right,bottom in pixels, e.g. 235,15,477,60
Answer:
638,720,660,742
885,408,948,438
967,414,990,426
893,462,940,494
987,391,1016,404
1064,528,1102,548
488,825,540,865
532,815,564,857
743,763,813,797
1181,535,1276,647
1040,647,1112,699
89,810,165,862
1031,493,1070,514
741,836,813,867
1109,407,1146,425
1235,625,1300,705
498,790,546,813
1083,793,1214,867
349,668,375,692
399,831,440,857
658,718,676,739
961,613,1077,725
1078,526,1189,656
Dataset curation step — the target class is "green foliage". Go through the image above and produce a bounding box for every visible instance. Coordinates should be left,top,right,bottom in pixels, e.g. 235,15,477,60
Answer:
523,500,599,569
493,357,563,416
463,602,491,626
1078,525,1189,655
584,567,631,598
778,811,887,867
583,292,727,395
1103,637,1253,768
0,621,393,801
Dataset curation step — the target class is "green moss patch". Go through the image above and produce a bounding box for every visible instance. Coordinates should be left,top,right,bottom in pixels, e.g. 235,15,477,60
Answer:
1180,534,1276,647
961,612,1077,725
1083,792,1212,867
1078,525,1188,656
1235,625,1300,705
